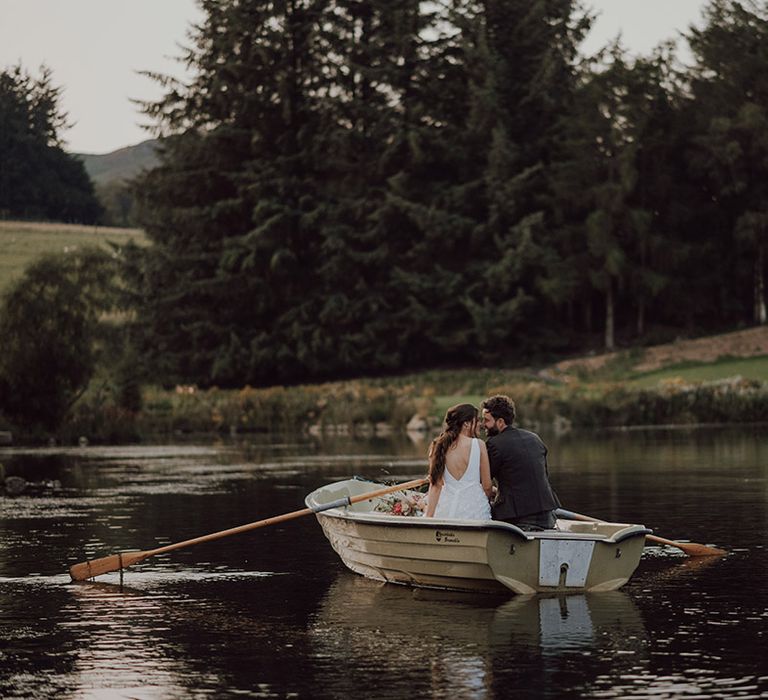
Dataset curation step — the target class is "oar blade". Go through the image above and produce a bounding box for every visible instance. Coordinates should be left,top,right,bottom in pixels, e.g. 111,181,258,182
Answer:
557,508,728,558
69,551,147,581
658,540,726,557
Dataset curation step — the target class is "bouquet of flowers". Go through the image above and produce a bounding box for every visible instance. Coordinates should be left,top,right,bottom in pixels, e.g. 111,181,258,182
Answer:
374,490,426,517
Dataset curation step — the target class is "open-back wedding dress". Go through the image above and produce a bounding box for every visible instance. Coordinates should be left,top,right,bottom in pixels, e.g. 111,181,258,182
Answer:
432,438,492,520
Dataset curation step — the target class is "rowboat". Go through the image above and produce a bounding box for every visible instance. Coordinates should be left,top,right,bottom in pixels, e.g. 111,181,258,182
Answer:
306,478,652,595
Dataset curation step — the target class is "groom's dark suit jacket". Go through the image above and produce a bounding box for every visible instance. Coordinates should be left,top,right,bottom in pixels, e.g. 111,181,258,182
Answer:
486,426,560,520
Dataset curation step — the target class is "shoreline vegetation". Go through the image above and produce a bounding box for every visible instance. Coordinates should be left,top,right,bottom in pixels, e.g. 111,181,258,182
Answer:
0,221,766,445
5,1,768,448
6,353,765,446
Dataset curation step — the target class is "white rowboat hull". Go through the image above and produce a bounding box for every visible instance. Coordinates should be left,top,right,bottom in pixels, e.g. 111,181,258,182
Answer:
307,479,650,595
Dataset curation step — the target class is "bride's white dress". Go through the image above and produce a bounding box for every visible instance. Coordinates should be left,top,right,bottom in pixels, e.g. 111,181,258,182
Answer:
433,438,492,520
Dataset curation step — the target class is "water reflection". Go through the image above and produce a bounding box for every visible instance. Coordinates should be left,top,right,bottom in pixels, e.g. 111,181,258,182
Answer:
1,428,767,698
0,576,78,698
65,582,190,698
53,571,294,698
310,574,649,697
491,590,647,654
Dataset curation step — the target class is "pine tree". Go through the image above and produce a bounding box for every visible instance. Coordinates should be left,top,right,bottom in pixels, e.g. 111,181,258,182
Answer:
462,0,592,358
687,0,768,326
551,44,680,350
0,63,102,222
136,0,330,385
365,0,482,369
295,0,428,375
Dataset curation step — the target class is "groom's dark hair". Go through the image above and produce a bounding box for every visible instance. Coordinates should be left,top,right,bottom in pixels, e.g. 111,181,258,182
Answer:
482,395,515,425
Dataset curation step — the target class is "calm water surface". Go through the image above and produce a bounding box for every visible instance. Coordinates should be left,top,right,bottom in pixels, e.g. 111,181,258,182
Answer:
1,426,766,699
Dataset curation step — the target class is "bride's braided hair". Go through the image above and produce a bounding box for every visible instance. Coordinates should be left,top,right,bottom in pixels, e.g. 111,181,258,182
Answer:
428,403,478,486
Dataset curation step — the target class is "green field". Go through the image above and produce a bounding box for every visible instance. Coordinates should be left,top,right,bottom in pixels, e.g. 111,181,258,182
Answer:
429,356,768,419
628,355,768,387
0,220,147,294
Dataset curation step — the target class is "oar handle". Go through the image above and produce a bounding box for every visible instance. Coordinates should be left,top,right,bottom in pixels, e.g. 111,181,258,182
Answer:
145,476,428,557
144,506,314,557
556,508,592,522
69,476,429,580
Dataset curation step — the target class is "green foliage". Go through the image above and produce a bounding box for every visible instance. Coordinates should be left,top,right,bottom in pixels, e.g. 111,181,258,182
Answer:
469,0,592,357
95,181,138,227
136,381,419,435
105,370,768,437
0,248,118,430
551,43,680,349
485,376,768,428
133,0,338,386
62,383,141,444
0,63,102,222
27,350,766,440
132,0,594,386
687,0,768,326
113,350,143,414
122,0,768,390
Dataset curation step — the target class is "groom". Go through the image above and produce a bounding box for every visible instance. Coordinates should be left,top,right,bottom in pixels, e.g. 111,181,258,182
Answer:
481,394,560,530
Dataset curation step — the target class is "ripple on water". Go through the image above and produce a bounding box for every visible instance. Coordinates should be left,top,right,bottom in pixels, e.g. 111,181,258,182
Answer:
0,496,131,519
0,568,283,589
2,432,766,698
0,444,226,460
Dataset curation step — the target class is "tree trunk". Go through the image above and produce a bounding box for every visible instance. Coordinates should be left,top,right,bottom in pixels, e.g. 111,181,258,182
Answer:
756,244,767,325
637,299,645,337
605,281,615,351
584,301,592,333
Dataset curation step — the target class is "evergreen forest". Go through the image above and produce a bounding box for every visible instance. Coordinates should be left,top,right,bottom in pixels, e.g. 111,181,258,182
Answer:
129,0,768,388
4,0,768,396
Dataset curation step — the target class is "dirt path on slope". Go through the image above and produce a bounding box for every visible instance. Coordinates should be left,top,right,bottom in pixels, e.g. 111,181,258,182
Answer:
554,326,768,375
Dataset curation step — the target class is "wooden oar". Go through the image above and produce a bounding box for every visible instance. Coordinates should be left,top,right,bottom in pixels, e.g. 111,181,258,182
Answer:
556,508,725,557
70,477,429,581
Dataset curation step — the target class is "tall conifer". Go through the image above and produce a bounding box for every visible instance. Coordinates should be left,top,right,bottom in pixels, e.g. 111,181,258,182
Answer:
136,0,329,385
687,0,768,326
464,0,591,358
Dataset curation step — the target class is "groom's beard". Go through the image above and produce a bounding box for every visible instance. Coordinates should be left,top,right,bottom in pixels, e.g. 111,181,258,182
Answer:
485,426,499,437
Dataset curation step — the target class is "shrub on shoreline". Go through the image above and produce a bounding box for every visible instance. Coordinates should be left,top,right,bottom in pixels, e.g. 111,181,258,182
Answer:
5,373,766,445
136,382,421,436
491,376,768,428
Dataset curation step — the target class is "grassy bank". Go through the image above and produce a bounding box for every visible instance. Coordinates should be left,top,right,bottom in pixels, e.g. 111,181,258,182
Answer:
627,355,768,387
43,360,767,444
0,220,147,294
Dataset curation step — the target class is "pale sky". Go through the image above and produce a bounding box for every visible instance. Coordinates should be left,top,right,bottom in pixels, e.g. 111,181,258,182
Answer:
0,0,709,155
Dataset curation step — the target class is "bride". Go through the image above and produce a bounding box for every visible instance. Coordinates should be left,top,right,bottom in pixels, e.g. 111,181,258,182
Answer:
425,403,493,520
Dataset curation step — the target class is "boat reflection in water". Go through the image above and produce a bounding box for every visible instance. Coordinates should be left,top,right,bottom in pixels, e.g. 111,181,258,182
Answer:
310,573,649,696
489,589,645,654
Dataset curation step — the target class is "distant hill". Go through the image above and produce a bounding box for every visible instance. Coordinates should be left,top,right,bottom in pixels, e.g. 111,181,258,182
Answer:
75,139,159,186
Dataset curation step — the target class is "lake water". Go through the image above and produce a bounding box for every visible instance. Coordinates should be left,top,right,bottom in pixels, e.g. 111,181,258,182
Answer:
1,426,766,699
